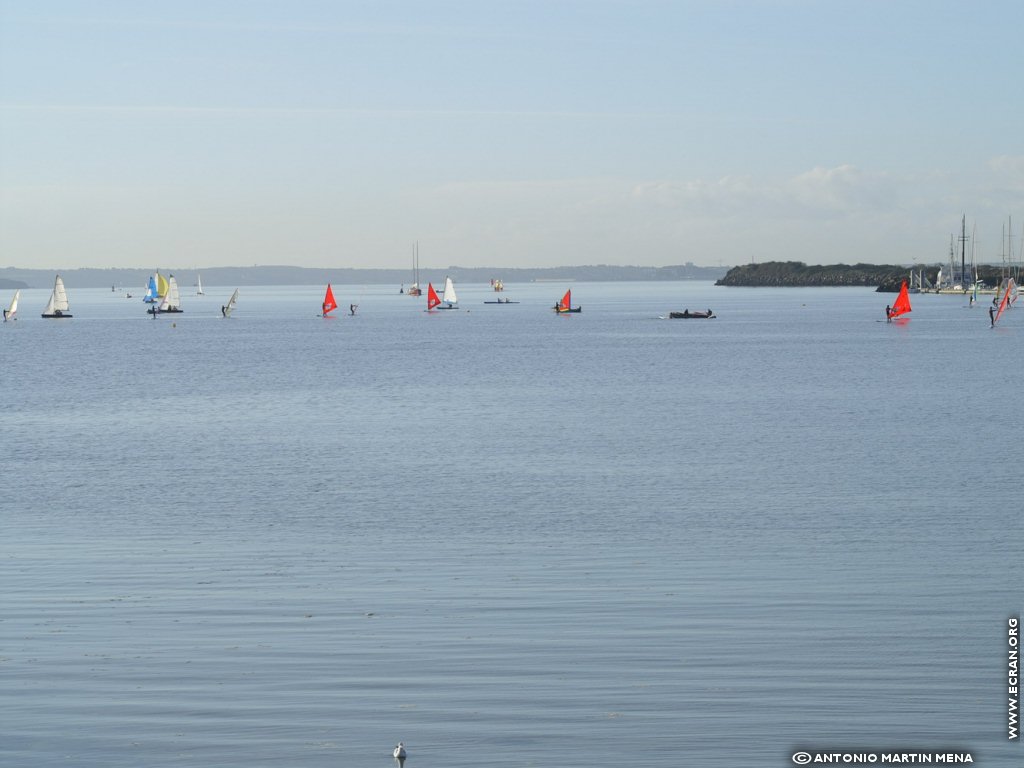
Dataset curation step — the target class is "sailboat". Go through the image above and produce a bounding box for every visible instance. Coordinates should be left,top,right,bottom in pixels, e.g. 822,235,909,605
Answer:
148,274,183,314
426,282,441,311
221,288,239,318
3,289,19,321
143,274,160,303
436,276,458,309
407,242,422,296
991,278,1016,327
322,283,338,316
41,275,72,318
143,272,170,304
886,280,911,321
196,274,204,295
554,288,581,313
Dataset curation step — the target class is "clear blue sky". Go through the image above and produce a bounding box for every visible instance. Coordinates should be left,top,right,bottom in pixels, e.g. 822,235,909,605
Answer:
2,0,1023,270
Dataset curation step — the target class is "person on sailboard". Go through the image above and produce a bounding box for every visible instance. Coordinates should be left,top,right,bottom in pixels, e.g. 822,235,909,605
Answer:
885,304,892,323
350,303,357,315
989,306,996,327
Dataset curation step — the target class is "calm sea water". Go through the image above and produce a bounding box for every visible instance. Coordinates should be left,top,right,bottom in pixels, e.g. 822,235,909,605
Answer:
2,281,1019,767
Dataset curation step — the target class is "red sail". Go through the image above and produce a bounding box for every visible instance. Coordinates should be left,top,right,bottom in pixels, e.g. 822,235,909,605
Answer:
557,289,571,311
890,280,912,318
993,278,1013,326
426,282,441,310
322,283,338,316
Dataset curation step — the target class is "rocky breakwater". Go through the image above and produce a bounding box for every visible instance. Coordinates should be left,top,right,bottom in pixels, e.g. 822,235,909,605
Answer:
716,261,914,291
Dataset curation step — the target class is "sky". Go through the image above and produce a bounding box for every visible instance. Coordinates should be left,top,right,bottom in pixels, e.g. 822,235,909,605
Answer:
2,0,1024,270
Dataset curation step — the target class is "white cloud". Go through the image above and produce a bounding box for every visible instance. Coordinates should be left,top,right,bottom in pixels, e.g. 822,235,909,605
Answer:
631,165,902,221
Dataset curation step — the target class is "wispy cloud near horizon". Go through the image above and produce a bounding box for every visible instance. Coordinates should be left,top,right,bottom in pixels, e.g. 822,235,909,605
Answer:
2,2,1023,269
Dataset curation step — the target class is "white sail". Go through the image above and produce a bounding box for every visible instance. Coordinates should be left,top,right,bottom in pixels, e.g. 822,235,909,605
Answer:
196,274,204,295
165,275,181,310
223,288,239,317
43,275,70,315
52,275,70,312
442,276,458,305
4,289,19,321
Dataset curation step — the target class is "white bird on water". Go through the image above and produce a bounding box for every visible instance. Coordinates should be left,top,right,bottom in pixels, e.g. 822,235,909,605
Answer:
393,742,407,759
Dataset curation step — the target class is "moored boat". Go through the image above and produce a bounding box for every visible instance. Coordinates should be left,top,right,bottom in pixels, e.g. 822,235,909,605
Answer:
407,242,422,296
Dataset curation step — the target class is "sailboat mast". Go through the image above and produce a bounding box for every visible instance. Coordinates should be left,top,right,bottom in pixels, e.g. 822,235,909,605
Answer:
960,214,967,288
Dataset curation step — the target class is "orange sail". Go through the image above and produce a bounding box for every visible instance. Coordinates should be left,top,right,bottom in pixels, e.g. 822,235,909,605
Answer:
426,282,441,311
889,280,912,319
556,289,571,312
993,278,1014,326
322,283,338,316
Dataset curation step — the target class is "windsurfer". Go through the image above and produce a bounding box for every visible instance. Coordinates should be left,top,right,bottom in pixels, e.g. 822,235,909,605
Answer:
350,304,356,315
989,306,995,327
885,305,892,323
221,305,226,317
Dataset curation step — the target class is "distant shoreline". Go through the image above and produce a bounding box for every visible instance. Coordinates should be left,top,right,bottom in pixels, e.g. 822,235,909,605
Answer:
0,263,726,290
716,261,1017,292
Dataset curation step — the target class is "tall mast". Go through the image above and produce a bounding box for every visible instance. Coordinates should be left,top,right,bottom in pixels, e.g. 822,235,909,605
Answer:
960,214,967,287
